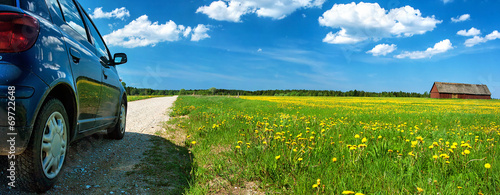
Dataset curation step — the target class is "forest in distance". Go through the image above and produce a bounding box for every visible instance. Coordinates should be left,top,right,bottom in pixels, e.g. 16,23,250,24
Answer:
123,83,430,98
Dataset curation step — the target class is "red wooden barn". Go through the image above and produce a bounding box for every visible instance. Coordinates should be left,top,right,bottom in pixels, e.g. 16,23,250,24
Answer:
430,82,491,99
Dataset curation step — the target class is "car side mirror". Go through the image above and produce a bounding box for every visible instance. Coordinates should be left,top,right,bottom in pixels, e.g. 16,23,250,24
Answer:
113,53,127,65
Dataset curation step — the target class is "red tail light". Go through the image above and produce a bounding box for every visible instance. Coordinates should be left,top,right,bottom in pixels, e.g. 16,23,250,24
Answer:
0,13,40,53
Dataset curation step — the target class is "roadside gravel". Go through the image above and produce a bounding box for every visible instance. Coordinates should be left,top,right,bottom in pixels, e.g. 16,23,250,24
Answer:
1,96,178,194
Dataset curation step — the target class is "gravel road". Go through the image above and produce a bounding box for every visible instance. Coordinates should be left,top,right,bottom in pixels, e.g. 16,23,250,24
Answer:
1,96,178,194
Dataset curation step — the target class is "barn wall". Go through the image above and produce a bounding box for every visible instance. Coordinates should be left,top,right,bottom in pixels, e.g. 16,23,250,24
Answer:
430,85,440,98
435,93,491,99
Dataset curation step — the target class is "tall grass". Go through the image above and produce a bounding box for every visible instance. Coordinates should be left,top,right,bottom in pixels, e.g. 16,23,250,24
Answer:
171,96,499,194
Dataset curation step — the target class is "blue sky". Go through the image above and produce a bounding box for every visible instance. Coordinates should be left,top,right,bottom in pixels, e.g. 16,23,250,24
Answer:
81,0,500,98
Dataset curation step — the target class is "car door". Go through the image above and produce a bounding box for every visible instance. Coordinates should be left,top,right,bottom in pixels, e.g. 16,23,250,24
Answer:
56,0,103,131
79,5,121,127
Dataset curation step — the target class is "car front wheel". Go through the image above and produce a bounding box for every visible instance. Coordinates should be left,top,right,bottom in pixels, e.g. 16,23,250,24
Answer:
107,101,126,140
16,98,69,193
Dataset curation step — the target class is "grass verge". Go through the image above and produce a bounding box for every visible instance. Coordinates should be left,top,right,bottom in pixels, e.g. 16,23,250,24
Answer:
127,95,170,102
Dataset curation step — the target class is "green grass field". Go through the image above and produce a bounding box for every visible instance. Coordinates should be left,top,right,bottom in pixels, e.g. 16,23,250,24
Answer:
166,96,499,194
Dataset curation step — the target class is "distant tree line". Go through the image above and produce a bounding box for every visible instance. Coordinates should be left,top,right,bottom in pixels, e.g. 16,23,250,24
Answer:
123,83,430,98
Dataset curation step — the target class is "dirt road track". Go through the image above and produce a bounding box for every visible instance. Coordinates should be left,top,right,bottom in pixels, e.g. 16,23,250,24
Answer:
1,96,178,194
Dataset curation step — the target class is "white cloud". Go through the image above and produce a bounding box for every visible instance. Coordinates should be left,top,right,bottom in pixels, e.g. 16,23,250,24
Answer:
323,28,365,44
457,27,480,36
257,48,263,52
196,0,325,22
395,39,453,59
319,2,441,44
90,7,130,20
191,24,211,41
451,14,470,23
464,30,500,47
367,44,397,56
103,15,210,48
183,26,192,38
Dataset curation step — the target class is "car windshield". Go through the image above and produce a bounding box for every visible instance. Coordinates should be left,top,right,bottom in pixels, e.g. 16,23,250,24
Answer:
0,0,15,6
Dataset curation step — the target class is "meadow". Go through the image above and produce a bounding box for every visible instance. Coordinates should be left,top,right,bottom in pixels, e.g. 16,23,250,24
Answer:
169,96,500,194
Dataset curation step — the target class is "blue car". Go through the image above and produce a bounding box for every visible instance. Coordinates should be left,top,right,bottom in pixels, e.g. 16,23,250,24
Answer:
0,0,127,192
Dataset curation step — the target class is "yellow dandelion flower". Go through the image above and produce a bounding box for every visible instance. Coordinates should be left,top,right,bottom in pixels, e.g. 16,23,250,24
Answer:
417,187,424,192
191,141,197,145
408,151,415,157
457,186,462,189
298,158,303,161
464,149,470,154
312,184,318,188
332,157,337,162
432,155,438,159
275,155,281,160
342,191,355,195
485,163,491,169
378,135,382,139
361,137,367,143
235,146,241,149
355,193,364,195
237,141,243,144
355,134,360,138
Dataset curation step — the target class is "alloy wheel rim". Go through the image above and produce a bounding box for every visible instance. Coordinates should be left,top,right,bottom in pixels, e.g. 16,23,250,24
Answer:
120,105,126,134
40,112,67,179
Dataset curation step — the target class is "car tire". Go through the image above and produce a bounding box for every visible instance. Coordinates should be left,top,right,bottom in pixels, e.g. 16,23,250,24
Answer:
107,101,126,140
16,98,69,193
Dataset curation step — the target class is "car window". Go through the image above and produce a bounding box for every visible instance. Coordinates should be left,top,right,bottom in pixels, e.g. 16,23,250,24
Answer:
58,0,87,39
82,10,110,63
20,0,50,20
45,0,64,20
0,0,15,6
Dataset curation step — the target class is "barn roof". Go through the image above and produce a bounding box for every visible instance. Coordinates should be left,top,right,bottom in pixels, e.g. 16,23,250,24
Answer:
433,82,491,95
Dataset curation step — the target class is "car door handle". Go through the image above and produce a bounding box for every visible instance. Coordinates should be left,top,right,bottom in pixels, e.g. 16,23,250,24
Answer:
70,48,81,63
103,69,108,79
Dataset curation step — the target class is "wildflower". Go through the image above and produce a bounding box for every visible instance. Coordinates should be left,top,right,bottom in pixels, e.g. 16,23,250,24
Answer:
275,155,281,160
439,154,449,159
432,155,438,159
457,186,462,189
332,157,337,162
191,141,197,145
485,163,491,169
237,141,243,144
388,149,393,153
342,191,355,195
428,145,434,149
417,187,424,192
355,134,360,138
378,135,382,139
235,146,241,149
355,193,364,195
464,150,470,155
361,137,367,143
358,144,367,148
298,158,303,161
263,141,267,145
